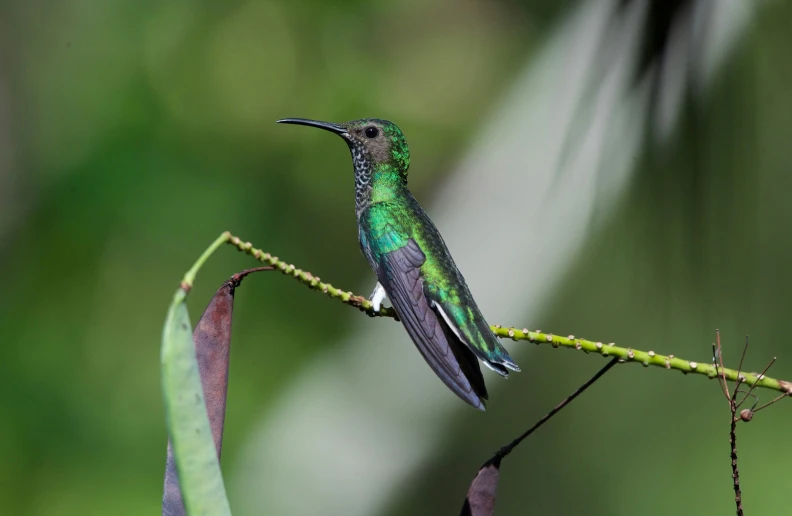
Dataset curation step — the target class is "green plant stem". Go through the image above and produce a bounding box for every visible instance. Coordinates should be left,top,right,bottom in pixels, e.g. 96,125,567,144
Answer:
181,231,233,291
223,231,792,397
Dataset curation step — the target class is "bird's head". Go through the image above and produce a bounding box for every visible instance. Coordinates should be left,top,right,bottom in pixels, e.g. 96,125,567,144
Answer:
277,117,411,182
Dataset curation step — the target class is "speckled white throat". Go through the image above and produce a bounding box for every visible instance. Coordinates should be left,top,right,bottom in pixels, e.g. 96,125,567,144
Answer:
348,139,373,216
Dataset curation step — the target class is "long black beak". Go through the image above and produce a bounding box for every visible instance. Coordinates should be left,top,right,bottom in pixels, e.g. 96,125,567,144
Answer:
277,118,348,135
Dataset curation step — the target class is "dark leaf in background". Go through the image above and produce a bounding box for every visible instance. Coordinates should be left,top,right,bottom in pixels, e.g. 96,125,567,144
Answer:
162,280,235,516
162,439,187,516
192,281,236,458
460,457,502,516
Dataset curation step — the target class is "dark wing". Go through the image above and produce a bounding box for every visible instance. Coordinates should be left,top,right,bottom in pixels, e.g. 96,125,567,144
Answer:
376,238,488,410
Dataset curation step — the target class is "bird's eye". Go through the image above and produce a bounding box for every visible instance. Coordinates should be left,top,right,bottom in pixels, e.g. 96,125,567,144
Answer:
364,126,379,138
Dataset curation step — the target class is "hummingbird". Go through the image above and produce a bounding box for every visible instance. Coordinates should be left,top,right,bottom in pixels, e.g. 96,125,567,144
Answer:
277,117,520,410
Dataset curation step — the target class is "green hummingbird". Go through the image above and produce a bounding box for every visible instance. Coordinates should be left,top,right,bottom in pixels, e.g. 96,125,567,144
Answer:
277,117,520,409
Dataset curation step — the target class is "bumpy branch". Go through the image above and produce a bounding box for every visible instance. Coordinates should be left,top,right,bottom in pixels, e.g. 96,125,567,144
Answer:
217,231,792,396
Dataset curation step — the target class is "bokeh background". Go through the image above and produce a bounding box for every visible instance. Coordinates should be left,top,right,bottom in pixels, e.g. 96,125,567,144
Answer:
1,0,791,514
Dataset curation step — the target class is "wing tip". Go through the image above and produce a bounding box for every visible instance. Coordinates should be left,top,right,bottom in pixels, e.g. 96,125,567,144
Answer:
469,395,487,411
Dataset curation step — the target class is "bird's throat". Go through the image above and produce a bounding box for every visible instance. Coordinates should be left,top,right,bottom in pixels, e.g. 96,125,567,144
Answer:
349,141,408,217
350,140,373,214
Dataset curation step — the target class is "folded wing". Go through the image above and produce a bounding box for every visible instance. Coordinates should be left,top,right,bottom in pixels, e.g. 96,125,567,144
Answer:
377,238,488,410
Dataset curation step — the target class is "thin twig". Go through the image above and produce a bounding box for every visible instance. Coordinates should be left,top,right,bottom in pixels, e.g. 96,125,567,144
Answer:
752,392,788,414
714,330,731,403
730,335,750,402
734,353,782,418
230,266,274,287
733,389,758,413
740,357,777,409
493,358,620,462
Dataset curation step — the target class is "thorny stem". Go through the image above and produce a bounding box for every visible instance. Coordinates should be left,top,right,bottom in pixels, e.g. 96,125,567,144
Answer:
216,231,792,397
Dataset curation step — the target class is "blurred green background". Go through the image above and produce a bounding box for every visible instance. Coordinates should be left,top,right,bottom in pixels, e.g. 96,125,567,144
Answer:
1,0,791,514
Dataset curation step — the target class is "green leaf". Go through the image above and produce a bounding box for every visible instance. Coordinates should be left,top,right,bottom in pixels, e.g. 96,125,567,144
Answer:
161,289,232,516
